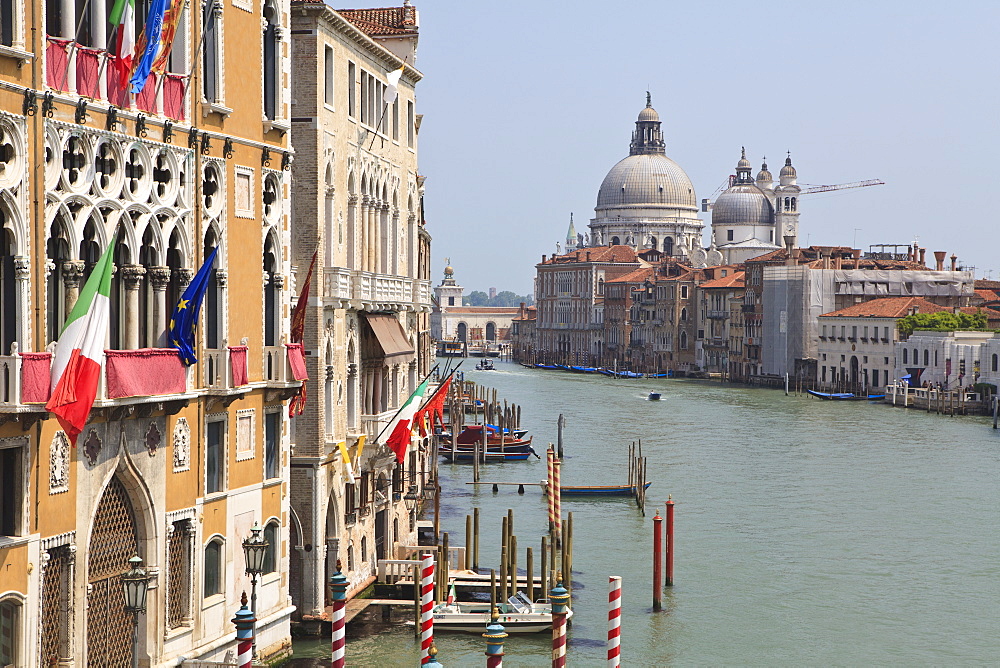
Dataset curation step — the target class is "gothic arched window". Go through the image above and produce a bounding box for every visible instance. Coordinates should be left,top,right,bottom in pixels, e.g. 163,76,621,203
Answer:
262,0,280,120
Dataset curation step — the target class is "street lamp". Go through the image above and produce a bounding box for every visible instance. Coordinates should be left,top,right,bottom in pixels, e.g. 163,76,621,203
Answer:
121,555,149,668
242,522,268,658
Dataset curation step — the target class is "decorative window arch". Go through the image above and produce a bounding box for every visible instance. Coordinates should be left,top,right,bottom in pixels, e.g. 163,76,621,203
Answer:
263,519,279,574
204,536,224,597
263,227,281,347
0,593,24,666
262,0,281,120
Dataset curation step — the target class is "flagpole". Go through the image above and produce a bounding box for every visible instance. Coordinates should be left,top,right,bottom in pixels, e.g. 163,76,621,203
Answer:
367,102,389,151
372,363,441,446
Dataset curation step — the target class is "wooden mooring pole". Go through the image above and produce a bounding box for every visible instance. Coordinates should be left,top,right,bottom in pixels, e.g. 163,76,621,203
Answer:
652,512,663,611
666,495,675,587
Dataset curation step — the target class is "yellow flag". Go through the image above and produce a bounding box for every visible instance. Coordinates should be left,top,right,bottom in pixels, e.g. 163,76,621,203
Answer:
336,441,354,479
355,434,367,464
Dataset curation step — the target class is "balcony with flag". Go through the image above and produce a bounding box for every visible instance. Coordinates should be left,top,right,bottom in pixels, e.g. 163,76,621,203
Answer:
43,0,190,120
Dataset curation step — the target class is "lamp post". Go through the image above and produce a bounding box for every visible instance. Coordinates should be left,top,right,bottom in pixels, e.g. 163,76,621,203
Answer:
242,522,269,658
121,555,149,668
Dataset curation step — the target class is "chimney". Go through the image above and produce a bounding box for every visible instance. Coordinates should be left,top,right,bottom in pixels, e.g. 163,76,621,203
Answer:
919,248,926,266
783,236,795,266
912,243,919,262
934,251,946,271
586,251,591,262
950,254,957,271
542,255,547,263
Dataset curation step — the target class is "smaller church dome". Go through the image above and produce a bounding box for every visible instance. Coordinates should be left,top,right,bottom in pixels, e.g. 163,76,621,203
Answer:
712,185,773,228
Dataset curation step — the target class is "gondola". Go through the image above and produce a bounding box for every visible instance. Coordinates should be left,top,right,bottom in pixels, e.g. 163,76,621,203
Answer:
441,450,535,462
559,481,652,497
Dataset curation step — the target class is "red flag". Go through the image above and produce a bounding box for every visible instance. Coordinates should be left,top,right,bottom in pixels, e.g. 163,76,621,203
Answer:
288,252,317,417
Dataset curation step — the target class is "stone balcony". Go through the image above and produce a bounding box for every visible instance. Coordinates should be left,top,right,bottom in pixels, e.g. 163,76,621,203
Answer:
323,267,431,312
0,343,304,421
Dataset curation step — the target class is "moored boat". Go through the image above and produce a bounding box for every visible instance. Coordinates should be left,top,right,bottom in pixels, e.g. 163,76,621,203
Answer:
425,592,572,633
441,450,534,462
560,481,652,497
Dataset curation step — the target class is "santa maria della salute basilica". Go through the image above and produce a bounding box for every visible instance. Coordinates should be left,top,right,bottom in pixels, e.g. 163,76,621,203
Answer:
560,93,801,266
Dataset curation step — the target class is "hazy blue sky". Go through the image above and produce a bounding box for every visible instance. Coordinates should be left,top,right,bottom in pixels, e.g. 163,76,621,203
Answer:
412,0,1000,295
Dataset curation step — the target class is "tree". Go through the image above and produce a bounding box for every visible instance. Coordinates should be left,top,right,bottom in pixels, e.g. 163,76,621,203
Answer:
463,291,489,306
897,310,989,338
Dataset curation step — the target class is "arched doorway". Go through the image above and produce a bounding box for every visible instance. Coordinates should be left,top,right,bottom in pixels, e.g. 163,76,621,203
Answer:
87,476,141,666
456,322,467,342
375,473,389,560
850,356,860,389
486,322,496,342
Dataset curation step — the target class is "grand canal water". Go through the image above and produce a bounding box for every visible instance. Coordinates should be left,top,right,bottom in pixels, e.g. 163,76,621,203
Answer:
290,359,1000,666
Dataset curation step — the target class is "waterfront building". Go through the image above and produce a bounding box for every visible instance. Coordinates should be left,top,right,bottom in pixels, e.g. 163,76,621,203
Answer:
698,268,745,376
816,297,949,391
895,331,994,389
534,245,643,365
510,302,537,363
0,0,299,662
759,246,974,384
287,1,435,625
431,263,519,351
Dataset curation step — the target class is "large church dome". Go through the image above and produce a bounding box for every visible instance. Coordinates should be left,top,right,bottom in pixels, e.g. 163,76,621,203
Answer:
584,95,704,256
596,153,698,211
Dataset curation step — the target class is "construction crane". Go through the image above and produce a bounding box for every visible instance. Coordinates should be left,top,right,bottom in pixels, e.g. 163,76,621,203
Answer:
703,178,884,211
799,179,885,194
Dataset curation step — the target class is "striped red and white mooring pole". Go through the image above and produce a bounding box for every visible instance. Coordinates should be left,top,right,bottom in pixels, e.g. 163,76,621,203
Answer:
232,592,255,668
330,562,349,668
607,576,622,666
550,576,570,667
484,606,508,667
666,495,675,587
546,447,556,534
420,552,436,664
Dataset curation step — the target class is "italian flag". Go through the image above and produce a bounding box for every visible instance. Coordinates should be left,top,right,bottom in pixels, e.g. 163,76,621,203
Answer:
45,240,115,445
109,0,135,92
384,378,430,463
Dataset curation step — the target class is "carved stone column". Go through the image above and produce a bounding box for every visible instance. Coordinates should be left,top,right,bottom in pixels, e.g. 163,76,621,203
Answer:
149,266,171,347
173,267,195,292
61,260,86,314
14,257,30,348
121,265,146,350
368,200,378,273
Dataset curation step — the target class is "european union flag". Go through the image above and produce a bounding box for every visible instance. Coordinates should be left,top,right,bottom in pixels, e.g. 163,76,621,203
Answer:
168,247,218,366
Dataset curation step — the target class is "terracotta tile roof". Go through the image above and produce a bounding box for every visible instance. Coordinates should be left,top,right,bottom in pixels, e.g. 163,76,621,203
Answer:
973,289,1000,303
974,279,1000,289
819,297,952,319
542,245,640,265
338,6,418,36
607,267,655,284
700,271,745,289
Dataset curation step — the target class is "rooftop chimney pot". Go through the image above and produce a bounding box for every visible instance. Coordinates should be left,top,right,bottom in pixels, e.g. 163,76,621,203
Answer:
934,251,946,271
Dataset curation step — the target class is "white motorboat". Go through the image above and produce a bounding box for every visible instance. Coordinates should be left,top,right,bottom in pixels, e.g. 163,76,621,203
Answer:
424,592,572,633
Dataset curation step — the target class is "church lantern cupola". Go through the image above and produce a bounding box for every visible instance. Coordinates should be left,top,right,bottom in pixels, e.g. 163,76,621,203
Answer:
630,92,666,156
